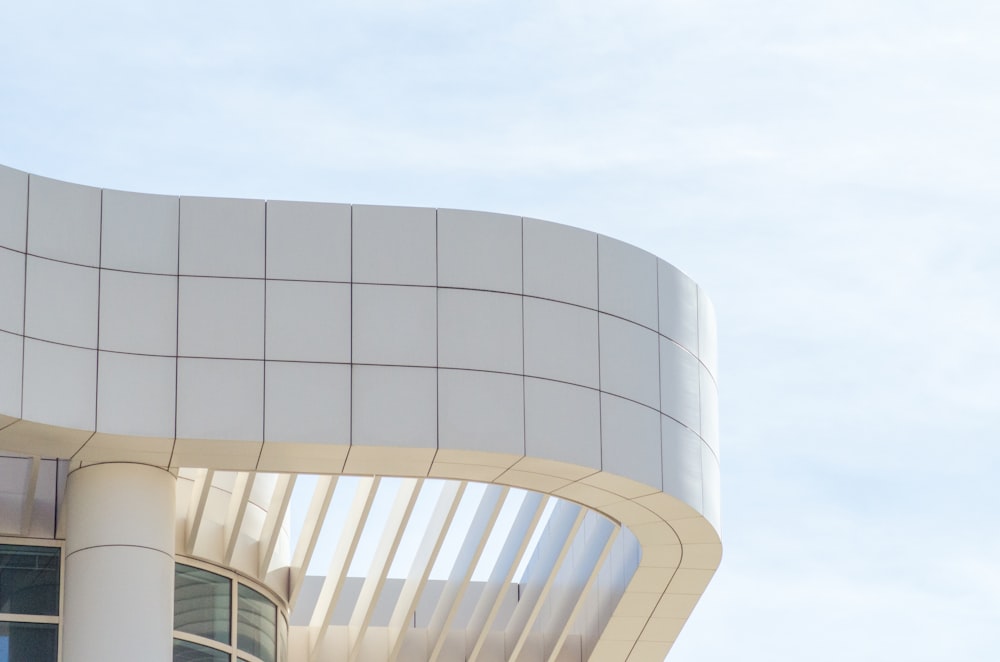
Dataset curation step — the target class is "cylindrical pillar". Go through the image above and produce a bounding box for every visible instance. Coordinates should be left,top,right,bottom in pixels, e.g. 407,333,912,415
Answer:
62,463,176,662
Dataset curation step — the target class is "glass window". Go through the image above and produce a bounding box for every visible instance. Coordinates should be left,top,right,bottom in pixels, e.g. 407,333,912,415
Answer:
237,584,276,662
174,565,231,645
0,621,58,662
277,613,288,662
0,545,60,616
172,638,230,662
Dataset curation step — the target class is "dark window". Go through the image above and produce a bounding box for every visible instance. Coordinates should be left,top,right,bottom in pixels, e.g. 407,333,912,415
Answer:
0,545,60,616
0,622,58,662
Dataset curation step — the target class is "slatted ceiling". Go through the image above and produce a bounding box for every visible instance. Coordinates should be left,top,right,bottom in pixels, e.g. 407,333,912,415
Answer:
58,468,631,662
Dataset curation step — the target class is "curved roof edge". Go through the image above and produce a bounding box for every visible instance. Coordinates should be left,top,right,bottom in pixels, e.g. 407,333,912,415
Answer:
0,163,720,661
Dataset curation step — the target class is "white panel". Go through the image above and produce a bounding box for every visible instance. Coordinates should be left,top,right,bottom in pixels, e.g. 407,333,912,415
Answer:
0,249,24,334
27,174,101,266
176,358,263,441
597,235,657,330
0,332,22,417
179,196,265,277
0,165,28,251
352,365,436,448
99,271,177,355
24,257,99,348
353,205,436,286
266,200,351,281
524,378,600,470
438,289,521,373
699,365,719,456
264,361,350,443
22,339,96,430
697,288,718,376
352,285,436,367
661,416,703,512
523,218,598,308
438,369,523,456
599,315,659,409
601,394,661,489
101,189,179,274
97,352,175,438
178,276,264,359
659,338,700,433
437,209,521,292
266,281,350,363
701,445,721,533
523,298,599,389
657,260,698,352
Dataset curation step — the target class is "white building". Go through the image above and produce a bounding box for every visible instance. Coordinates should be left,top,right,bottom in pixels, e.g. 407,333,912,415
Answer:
0,164,720,662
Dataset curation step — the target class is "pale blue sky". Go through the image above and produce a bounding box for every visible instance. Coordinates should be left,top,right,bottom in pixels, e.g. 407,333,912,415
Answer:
3,2,1000,659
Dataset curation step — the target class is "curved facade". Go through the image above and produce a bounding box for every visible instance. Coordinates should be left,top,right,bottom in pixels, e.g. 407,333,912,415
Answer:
0,163,720,662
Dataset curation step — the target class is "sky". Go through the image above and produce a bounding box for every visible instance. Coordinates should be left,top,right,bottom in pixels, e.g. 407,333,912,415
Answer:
3,1,1000,659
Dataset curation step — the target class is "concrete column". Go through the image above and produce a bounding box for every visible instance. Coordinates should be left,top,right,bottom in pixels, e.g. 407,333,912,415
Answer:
62,463,176,662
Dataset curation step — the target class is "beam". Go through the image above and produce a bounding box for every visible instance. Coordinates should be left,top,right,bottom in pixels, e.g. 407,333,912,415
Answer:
258,473,297,578
387,480,466,662
466,491,549,662
427,484,508,662
506,500,586,662
347,478,423,662
289,475,338,607
19,455,40,535
544,514,619,662
184,468,214,555
308,476,379,661
223,472,256,566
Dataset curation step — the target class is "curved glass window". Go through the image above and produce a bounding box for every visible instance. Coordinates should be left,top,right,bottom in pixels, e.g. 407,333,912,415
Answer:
174,562,280,662
174,565,231,644
237,585,276,662
172,638,230,662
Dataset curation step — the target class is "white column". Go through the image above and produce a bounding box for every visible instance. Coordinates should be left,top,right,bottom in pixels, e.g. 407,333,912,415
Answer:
62,463,176,662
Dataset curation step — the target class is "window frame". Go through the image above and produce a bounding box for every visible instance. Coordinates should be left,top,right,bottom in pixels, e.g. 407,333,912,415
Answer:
173,558,284,662
0,537,63,662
